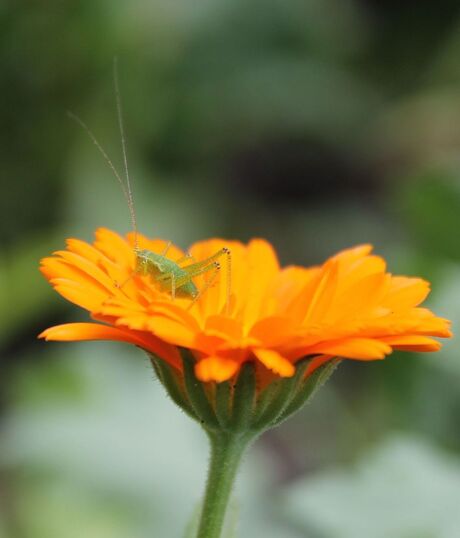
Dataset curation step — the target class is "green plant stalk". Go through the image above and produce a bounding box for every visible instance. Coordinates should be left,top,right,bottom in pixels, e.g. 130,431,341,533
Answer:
150,352,340,537
196,431,255,538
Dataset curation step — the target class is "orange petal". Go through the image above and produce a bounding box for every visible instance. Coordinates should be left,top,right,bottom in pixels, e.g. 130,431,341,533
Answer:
286,259,339,325
249,316,297,347
41,257,112,298
332,244,373,264
204,315,242,341
116,314,151,331
40,256,77,282
380,335,442,352
98,302,145,319
194,333,229,355
38,322,181,367
193,321,246,354
148,301,201,332
52,279,108,311
66,237,108,264
307,338,392,360
253,348,295,377
94,228,134,265
357,308,452,339
340,255,386,283
243,239,280,327
331,272,387,322
275,265,319,312
186,239,244,320
55,250,117,291
195,356,240,382
146,315,196,348
383,277,430,310
303,259,340,324
304,354,335,376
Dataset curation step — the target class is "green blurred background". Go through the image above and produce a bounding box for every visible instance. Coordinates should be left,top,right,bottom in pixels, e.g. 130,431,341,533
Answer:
1,1,460,536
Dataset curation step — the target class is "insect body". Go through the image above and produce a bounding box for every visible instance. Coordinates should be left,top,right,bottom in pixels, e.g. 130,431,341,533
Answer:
70,59,232,311
136,249,198,298
134,246,231,303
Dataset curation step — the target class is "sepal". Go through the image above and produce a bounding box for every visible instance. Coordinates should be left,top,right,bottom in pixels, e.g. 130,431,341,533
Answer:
147,349,340,436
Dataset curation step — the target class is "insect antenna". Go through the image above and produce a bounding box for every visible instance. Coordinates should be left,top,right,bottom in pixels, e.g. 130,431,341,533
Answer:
113,57,138,251
66,59,139,251
67,111,138,249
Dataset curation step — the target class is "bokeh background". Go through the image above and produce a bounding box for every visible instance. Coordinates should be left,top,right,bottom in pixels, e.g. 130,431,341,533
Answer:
1,1,460,536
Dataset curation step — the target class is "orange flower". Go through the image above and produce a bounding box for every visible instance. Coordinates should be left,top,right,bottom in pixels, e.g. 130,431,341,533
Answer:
39,228,451,383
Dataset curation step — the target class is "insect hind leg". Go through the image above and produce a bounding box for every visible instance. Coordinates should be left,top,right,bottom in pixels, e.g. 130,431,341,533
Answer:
182,247,232,315
186,261,221,311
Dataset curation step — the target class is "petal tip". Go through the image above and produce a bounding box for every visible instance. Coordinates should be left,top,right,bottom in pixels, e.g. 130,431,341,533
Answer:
37,329,48,340
195,356,239,383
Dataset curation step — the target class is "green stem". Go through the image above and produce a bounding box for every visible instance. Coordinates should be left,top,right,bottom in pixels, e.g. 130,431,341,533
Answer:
196,432,254,538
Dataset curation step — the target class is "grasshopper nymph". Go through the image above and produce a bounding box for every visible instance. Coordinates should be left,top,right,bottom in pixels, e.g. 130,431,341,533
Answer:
68,60,232,311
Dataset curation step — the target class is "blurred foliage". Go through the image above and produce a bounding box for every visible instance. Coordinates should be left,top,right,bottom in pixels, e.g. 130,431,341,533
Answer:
282,435,460,538
397,167,460,264
1,0,460,536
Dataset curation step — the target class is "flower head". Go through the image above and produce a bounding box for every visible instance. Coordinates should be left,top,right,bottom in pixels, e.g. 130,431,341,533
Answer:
39,228,451,383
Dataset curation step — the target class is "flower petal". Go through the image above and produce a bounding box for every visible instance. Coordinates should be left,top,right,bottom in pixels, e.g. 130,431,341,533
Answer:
383,277,431,310
332,244,373,263
146,315,197,348
249,316,297,347
380,334,442,352
243,239,280,328
94,228,134,265
52,279,108,311
188,239,246,320
39,323,181,367
253,348,295,377
39,231,452,384
195,356,240,382
55,250,118,291
307,338,392,360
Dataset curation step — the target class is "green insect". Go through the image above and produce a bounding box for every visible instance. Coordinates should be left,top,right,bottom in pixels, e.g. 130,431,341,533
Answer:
134,244,231,302
68,60,232,310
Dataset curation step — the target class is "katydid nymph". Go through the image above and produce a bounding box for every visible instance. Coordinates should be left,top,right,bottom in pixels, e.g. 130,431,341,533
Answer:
68,60,232,311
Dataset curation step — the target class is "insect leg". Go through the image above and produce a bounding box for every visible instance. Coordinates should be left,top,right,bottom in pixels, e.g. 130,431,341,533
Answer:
224,248,231,315
182,248,232,315
154,248,232,312
170,272,176,301
176,251,196,264
100,269,136,310
160,241,172,257
180,248,230,272
186,262,221,311
114,271,136,290
156,262,219,286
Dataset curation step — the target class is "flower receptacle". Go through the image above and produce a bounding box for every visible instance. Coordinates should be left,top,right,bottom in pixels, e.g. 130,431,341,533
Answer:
148,349,340,437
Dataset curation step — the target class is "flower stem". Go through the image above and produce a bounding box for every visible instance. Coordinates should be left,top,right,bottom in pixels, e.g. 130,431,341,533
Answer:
196,431,254,538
